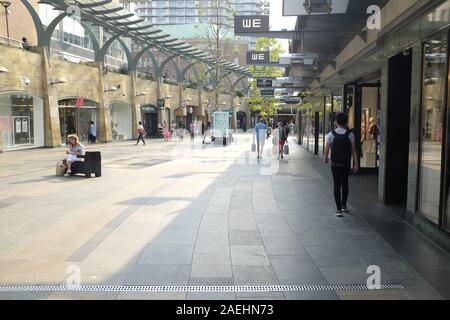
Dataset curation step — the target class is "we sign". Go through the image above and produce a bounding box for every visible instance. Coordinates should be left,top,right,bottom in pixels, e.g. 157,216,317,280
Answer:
235,15,270,33
246,51,270,65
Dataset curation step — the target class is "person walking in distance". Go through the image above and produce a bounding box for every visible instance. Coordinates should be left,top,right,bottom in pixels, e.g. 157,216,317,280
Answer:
254,119,267,159
324,113,359,217
279,121,290,160
190,122,195,142
136,121,146,146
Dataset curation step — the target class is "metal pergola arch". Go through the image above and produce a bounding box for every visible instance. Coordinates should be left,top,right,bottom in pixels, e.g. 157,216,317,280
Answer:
31,0,252,77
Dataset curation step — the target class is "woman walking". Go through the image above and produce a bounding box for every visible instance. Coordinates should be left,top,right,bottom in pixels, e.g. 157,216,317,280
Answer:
162,120,171,142
136,121,146,145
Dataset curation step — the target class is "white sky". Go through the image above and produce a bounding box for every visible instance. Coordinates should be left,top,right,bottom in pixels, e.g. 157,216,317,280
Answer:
269,0,298,52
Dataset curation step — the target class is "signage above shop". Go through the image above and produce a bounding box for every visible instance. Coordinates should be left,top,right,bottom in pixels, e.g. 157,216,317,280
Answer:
234,15,270,33
257,78,274,88
157,99,165,110
247,51,270,65
260,89,275,97
141,106,156,113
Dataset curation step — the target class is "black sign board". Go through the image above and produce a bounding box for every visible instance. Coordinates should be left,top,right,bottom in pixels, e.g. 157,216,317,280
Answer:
257,79,273,88
260,89,275,97
157,99,165,110
247,51,270,65
234,15,270,33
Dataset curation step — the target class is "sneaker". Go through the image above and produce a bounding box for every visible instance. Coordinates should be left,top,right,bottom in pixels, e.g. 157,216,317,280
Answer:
342,207,349,213
336,210,343,217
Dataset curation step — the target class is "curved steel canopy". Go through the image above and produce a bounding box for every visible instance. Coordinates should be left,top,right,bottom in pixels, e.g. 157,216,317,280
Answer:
40,0,251,77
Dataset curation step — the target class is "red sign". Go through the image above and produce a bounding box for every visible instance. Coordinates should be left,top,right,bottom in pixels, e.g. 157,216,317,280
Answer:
75,97,84,108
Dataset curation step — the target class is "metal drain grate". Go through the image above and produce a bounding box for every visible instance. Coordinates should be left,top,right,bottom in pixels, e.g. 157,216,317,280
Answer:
0,284,404,293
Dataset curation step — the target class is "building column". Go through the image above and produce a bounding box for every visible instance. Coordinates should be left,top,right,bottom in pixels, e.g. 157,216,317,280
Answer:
41,47,62,147
406,43,423,213
96,63,112,143
130,71,140,139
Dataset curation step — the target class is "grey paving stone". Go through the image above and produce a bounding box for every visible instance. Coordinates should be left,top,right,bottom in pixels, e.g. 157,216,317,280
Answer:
262,238,309,257
270,256,325,281
188,277,234,286
229,217,258,230
229,230,263,246
400,279,445,300
191,254,233,278
230,246,271,266
233,265,279,286
124,264,191,286
66,241,103,263
197,224,229,237
319,266,373,285
152,228,198,245
138,244,195,265
195,236,229,255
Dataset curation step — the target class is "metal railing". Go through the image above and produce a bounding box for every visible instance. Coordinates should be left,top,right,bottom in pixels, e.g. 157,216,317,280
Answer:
0,35,25,49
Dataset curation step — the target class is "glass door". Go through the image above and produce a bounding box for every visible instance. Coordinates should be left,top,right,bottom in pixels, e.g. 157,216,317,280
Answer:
357,83,381,170
419,30,450,232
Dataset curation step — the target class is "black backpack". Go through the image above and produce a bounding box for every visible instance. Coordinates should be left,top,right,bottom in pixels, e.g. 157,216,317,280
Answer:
280,127,287,140
331,130,352,167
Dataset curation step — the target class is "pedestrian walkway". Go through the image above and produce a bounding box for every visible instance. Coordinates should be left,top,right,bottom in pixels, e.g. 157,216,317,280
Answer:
0,133,449,300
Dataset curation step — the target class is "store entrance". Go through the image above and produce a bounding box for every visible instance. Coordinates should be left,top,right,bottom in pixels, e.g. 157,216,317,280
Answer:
141,105,159,137
344,82,381,174
58,107,98,144
385,49,412,205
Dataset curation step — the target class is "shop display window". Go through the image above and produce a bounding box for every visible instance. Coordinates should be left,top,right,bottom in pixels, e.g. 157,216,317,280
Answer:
0,93,44,150
419,33,448,225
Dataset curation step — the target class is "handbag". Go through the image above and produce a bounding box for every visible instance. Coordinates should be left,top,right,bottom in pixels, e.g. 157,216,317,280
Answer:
251,135,256,152
284,143,290,155
56,160,67,176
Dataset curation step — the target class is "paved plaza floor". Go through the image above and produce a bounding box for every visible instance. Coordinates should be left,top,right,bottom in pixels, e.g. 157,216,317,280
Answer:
0,132,449,300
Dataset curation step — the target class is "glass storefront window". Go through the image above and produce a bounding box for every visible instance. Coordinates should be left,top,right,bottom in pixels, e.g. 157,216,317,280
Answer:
111,102,132,141
360,86,380,169
0,93,44,150
418,33,448,224
58,98,99,144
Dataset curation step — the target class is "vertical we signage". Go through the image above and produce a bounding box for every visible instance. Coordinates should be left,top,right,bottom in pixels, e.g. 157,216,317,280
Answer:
234,15,270,33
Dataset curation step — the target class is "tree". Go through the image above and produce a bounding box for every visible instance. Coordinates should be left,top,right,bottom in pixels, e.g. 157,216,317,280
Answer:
247,38,286,124
195,0,236,111
247,95,281,124
250,38,285,79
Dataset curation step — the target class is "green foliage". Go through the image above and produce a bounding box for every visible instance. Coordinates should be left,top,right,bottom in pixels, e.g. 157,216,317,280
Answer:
246,38,287,122
247,94,281,123
250,38,285,78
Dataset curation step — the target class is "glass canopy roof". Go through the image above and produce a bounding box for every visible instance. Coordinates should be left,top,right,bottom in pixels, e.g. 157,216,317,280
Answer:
40,0,251,76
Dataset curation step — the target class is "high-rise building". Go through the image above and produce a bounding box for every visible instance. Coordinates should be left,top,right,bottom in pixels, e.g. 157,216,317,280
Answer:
132,1,265,26
130,0,268,49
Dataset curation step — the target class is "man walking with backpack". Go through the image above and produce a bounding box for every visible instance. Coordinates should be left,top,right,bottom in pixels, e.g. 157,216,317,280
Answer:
324,113,359,217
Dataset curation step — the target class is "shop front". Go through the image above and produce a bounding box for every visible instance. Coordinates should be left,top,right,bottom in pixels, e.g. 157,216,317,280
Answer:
58,98,99,144
0,92,44,151
417,30,450,231
237,111,247,131
343,81,381,173
141,104,159,137
110,101,132,141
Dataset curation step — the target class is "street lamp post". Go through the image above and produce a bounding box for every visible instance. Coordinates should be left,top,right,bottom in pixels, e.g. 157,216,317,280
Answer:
0,1,11,45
